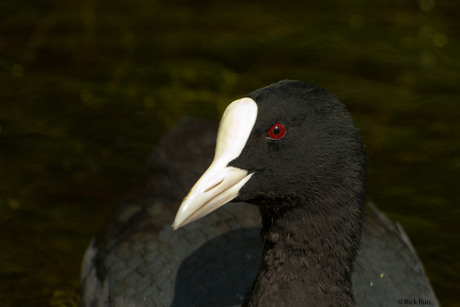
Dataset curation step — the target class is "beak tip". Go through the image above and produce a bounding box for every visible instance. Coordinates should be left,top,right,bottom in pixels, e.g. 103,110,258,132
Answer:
172,168,252,231
172,217,184,230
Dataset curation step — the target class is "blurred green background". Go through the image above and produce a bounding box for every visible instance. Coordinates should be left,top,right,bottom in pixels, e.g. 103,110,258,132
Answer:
1,0,459,305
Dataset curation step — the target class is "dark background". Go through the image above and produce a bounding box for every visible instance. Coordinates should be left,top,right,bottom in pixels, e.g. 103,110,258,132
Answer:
1,0,459,305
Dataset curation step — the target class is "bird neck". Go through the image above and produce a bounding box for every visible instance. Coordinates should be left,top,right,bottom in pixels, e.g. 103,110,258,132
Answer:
244,198,363,306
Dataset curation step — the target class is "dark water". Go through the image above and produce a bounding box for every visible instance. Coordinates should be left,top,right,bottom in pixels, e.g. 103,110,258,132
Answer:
1,0,459,305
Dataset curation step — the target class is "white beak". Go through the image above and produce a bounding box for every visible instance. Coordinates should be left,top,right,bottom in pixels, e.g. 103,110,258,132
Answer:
173,97,258,229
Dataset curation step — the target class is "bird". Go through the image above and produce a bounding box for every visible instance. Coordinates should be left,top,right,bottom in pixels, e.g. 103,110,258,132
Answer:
81,80,439,306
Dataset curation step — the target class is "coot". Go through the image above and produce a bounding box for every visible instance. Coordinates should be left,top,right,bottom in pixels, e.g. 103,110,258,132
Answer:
81,80,438,306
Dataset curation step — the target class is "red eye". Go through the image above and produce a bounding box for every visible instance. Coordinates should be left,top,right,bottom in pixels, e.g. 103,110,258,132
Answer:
268,123,286,140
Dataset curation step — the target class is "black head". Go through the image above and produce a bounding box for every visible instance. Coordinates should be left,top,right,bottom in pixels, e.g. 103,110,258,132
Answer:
230,80,367,216
173,80,366,229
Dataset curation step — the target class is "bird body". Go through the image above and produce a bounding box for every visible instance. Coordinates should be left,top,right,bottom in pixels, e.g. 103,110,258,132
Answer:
81,81,439,306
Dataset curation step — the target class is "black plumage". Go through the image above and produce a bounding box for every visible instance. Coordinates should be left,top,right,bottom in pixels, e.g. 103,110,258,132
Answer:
81,81,438,306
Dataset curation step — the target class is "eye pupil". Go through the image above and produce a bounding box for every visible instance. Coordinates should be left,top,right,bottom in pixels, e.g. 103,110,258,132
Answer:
268,123,286,140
